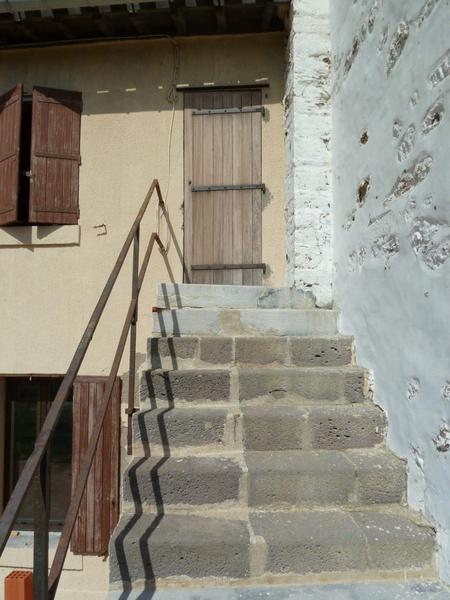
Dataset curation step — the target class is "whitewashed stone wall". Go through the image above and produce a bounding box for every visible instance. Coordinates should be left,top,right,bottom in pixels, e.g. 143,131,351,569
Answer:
331,0,450,582
284,0,333,307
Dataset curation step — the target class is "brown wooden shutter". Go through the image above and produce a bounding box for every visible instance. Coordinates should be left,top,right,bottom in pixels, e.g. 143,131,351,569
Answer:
71,377,121,556
0,84,22,226
29,86,82,225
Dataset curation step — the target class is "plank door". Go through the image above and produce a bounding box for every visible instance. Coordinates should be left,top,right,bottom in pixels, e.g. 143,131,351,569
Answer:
184,89,263,285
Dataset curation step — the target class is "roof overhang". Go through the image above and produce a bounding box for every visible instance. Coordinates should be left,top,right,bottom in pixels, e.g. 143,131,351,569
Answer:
0,0,290,49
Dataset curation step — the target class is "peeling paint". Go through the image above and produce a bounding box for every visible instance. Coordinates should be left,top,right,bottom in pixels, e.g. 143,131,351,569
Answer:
386,21,409,75
410,217,450,269
402,200,417,223
429,49,450,87
368,210,392,226
392,119,404,139
422,98,444,134
397,124,416,161
384,155,433,205
410,91,420,108
434,425,450,453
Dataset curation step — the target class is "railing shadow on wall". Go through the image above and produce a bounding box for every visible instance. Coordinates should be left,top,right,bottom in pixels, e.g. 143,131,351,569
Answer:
0,179,186,599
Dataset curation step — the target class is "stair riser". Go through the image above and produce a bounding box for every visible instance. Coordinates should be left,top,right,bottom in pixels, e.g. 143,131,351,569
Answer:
148,336,353,369
133,409,238,456
153,308,338,337
243,407,386,451
155,283,316,310
140,367,366,407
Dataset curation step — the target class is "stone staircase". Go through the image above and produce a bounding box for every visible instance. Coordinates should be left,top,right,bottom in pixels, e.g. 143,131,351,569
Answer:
109,284,436,592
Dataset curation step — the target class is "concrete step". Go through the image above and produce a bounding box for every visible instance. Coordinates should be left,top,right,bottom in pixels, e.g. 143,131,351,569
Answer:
141,369,231,406
140,366,366,407
243,404,386,451
239,367,366,405
152,308,338,337
109,513,251,584
133,407,233,455
109,510,435,585
155,283,315,310
122,455,242,510
250,510,435,576
148,335,353,369
246,449,406,508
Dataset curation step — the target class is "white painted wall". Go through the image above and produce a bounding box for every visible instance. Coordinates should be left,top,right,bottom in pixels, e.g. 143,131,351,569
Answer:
285,0,333,307
331,0,450,582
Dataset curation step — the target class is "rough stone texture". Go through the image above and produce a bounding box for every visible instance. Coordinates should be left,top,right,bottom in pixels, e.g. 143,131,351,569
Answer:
133,408,228,453
308,404,386,450
122,456,241,508
352,511,436,570
199,337,233,365
246,449,405,508
153,308,338,337
235,337,288,366
107,581,450,600
251,510,435,576
109,513,250,583
155,283,315,310
290,336,353,366
331,0,450,582
285,0,333,307
148,337,198,369
242,404,385,451
239,367,366,404
346,449,406,505
251,511,367,574
142,369,230,405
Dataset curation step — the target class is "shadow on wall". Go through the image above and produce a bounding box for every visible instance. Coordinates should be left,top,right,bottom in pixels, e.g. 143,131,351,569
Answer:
112,329,181,599
0,36,284,116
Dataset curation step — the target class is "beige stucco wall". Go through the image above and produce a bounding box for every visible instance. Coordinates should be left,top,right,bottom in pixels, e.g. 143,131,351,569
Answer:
0,33,286,377
0,34,286,596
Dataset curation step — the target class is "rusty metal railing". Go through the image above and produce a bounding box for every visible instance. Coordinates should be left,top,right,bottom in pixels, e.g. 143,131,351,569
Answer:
0,179,169,599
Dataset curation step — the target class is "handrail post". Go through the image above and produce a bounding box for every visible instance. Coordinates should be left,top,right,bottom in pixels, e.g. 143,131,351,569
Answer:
127,225,140,455
33,451,49,600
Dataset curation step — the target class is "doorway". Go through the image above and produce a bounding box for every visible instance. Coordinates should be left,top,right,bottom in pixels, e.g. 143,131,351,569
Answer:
183,89,264,285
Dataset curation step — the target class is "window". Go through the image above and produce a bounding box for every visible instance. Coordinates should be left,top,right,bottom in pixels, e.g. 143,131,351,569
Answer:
4,377,72,530
0,85,82,227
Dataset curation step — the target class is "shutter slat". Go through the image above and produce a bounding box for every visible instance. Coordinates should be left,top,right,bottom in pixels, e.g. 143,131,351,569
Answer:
29,86,82,225
71,377,121,556
0,84,22,225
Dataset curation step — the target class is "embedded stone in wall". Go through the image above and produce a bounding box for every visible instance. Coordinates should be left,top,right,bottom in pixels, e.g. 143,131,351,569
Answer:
386,21,409,75
429,49,450,87
410,217,450,269
434,424,450,453
371,233,400,267
422,98,444,134
397,124,416,161
357,177,371,206
384,155,433,204
378,25,389,52
392,119,404,139
368,0,381,34
442,381,450,402
412,0,441,28
344,37,360,76
368,209,392,226
407,377,421,402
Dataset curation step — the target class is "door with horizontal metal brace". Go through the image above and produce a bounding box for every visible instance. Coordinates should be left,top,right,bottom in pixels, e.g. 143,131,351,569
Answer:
184,89,264,284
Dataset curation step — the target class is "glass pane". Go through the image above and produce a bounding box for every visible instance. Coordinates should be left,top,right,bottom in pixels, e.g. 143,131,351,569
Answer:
50,400,72,524
13,399,38,525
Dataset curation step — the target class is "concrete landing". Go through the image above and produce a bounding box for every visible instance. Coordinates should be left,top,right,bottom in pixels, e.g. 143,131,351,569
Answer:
107,581,450,600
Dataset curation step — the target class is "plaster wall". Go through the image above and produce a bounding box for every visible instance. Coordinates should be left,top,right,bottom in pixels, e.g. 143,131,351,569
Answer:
285,0,333,307
0,34,286,597
331,0,450,581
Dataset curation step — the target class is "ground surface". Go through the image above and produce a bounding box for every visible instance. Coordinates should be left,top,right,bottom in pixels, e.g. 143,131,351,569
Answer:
107,581,450,600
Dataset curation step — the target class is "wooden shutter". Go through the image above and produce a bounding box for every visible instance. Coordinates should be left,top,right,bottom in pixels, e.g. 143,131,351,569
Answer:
0,84,22,226
71,377,121,556
29,86,82,225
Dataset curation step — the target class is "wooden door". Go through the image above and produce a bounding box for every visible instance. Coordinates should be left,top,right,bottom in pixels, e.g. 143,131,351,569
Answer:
184,89,263,285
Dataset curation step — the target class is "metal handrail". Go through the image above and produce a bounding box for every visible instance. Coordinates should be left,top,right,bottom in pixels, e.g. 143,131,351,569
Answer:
0,178,168,599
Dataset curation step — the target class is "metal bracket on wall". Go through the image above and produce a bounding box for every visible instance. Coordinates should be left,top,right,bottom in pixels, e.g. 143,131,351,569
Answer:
191,183,266,193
